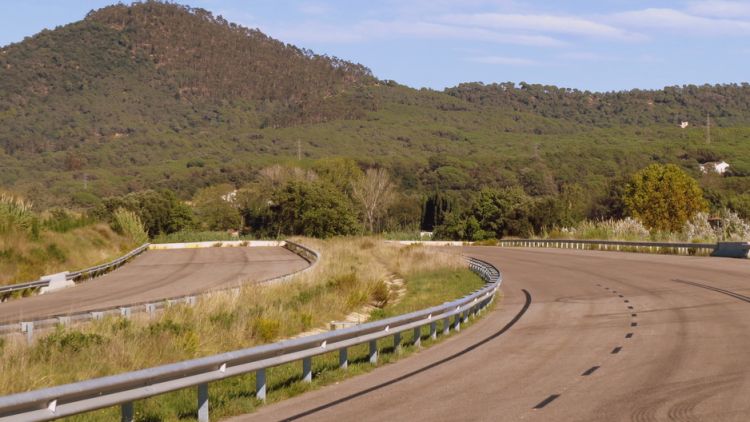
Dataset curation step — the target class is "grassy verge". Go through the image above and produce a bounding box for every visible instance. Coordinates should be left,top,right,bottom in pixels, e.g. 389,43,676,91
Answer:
0,239,488,421
0,223,136,286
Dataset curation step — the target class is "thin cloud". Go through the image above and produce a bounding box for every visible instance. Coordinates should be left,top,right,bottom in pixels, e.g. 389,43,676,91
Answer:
266,20,566,47
468,55,537,65
687,0,750,18
612,8,750,35
440,13,642,40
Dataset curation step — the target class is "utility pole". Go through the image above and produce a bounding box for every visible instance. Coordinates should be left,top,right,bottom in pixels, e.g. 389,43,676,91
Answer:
706,113,711,145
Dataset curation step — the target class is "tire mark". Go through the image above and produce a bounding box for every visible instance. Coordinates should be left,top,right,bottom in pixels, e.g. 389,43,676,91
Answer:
672,279,750,303
281,290,533,421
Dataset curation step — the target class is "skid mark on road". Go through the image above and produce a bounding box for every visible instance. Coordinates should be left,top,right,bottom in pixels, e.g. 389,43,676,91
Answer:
532,283,640,411
672,279,750,303
279,290,533,421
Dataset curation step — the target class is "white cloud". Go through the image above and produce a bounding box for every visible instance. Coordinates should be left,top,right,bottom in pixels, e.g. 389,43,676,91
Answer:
612,8,750,35
468,55,537,65
687,1,750,18
265,20,566,47
440,13,642,40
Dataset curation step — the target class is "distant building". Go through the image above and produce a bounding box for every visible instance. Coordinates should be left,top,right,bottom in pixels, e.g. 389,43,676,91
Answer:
699,161,730,174
221,190,238,202
680,121,689,129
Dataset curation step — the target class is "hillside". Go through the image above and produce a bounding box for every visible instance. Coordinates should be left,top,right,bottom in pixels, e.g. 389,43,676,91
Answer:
0,1,749,220
0,2,374,155
446,82,750,127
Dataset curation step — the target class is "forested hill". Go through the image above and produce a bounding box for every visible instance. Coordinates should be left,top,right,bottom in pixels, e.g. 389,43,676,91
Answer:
445,82,750,126
1,1,750,215
0,1,375,154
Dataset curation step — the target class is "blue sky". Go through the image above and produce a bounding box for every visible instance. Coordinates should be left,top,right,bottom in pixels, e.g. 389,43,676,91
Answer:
1,0,749,92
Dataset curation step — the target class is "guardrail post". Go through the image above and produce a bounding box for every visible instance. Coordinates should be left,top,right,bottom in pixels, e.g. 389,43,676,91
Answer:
394,332,402,353
256,368,266,401
369,340,378,364
413,327,421,347
454,313,461,332
339,348,348,369
197,383,209,422
121,402,134,422
430,321,437,340
120,307,131,319
302,357,312,383
443,317,450,335
146,303,156,317
21,321,33,343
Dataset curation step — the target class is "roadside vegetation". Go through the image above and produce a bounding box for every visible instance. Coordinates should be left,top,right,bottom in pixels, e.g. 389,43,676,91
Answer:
0,239,484,421
0,192,139,286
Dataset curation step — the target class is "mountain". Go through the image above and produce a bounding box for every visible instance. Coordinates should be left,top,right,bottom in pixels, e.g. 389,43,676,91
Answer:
0,1,375,155
0,1,749,215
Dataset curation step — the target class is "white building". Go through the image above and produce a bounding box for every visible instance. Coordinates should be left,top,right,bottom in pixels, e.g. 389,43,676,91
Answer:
699,161,730,174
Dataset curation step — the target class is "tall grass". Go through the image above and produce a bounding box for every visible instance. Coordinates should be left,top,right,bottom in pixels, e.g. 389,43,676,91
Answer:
0,192,33,234
112,208,148,245
0,239,469,403
546,211,750,243
0,193,138,286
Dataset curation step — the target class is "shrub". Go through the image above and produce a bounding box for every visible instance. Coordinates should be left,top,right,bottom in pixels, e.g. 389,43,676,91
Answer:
253,318,280,342
34,328,105,360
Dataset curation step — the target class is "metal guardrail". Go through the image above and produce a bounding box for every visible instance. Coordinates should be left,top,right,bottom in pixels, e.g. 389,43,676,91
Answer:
0,241,320,337
66,244,151,283
495,239,717,255
0,244,151,300
0,256,501,422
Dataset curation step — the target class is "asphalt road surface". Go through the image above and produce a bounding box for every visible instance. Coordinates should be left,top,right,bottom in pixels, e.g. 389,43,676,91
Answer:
234,247,750,422
0,247,309,325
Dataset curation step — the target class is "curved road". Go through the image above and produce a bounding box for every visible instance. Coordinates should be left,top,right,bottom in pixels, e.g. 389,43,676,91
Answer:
235,247,750,422
0,247,309,325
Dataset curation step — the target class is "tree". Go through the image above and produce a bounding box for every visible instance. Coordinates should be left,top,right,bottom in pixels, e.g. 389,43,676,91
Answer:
192,184,242,231
94,189,193,236
433,187,534,240
270,180,358,238
623,164,708,232
352,168,395,233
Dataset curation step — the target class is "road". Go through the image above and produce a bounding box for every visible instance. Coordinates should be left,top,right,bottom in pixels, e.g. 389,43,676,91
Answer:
234,246,750,422
0,247,309,325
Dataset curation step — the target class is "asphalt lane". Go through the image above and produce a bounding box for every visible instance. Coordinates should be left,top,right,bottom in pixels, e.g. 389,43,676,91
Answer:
234,247,750,422
0,247,309,325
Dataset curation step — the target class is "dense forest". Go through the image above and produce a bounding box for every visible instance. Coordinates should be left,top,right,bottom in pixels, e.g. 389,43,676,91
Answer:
1,1,749,236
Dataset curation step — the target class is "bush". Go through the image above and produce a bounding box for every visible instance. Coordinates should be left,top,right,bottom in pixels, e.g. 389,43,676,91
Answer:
253,318,280,342
34,328,105,360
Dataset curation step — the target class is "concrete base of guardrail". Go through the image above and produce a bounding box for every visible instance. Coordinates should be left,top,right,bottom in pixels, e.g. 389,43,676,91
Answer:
149,240,283,250
711,242,750,258
39,272,74,294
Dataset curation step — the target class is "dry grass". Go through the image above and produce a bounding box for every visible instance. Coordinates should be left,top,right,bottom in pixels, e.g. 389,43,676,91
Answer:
0,223,136,286
0,238,467,396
